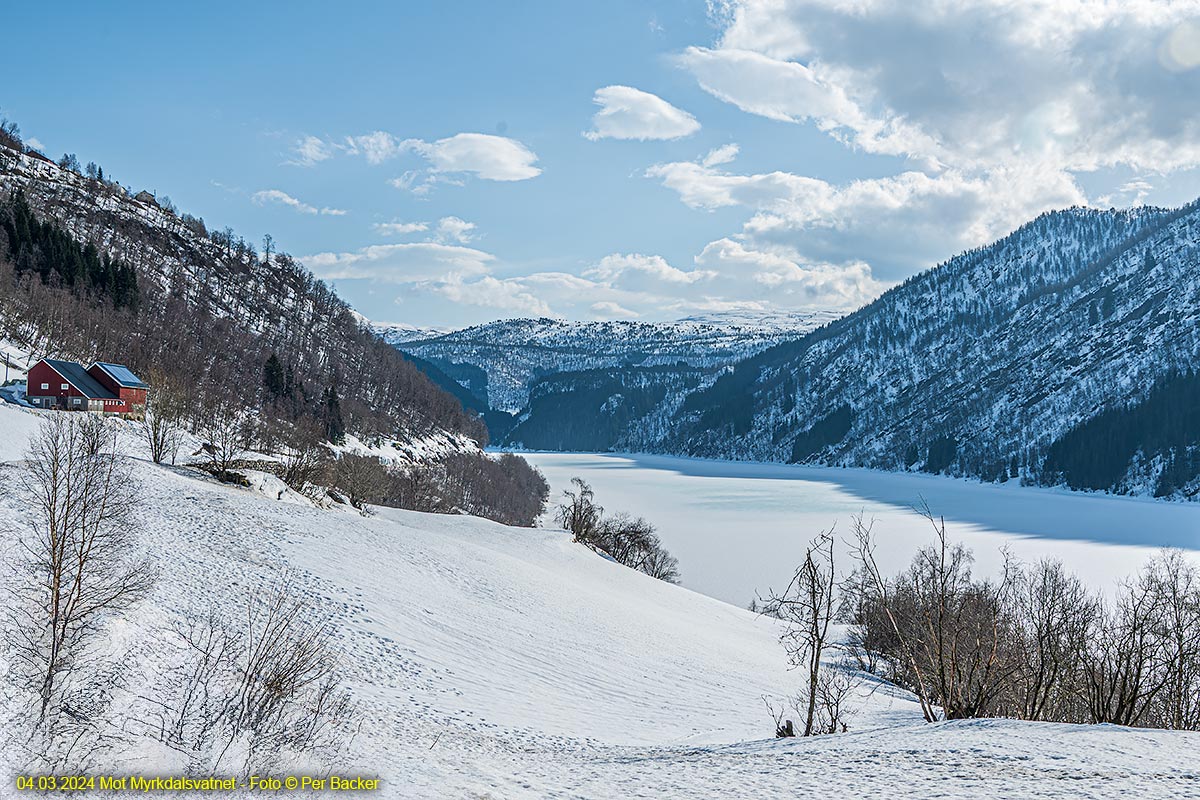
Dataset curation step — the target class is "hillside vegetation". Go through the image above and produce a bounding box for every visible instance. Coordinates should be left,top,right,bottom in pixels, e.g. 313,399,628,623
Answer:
0,128,547,526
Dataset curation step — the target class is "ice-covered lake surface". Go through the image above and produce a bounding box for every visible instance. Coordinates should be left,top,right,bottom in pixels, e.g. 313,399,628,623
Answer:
522,452,1200,606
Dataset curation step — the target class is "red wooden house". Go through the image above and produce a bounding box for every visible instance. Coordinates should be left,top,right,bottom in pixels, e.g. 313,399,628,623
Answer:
26,358,148,415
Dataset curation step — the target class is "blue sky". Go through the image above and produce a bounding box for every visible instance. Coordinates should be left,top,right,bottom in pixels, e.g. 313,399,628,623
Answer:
5,1,1200,327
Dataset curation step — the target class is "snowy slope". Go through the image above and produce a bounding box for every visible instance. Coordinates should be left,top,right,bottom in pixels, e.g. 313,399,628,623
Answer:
0,404,1196,798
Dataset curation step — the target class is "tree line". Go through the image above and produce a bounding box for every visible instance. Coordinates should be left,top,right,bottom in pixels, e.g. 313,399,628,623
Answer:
762,507,1200,737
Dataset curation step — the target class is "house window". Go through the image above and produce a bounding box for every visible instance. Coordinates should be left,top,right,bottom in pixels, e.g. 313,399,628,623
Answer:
72,398,81,405
61,383,69,390
41,383,49,390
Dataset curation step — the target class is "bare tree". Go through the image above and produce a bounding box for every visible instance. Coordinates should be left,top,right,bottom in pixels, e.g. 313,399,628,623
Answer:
199,405,244,479
11,414,154,728
142,368,187,464
763,529,837,735
1082,569,1170,725
277,421,331,497
331,454,390,514
1008,559,1094,721
1144,551,1200,730
555,478,603,542
849,512,939,723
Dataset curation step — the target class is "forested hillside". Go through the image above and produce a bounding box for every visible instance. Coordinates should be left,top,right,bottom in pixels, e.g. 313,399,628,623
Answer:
657,202,1200,497
0,127,547,524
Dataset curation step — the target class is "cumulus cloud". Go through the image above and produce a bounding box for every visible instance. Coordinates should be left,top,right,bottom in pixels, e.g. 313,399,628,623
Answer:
585,253,716,287
411,133,541,181
344,131,409,164
583,85,701,141
694,238,885,308
251,189,347,216
430,274,555,317
687,1,1200,174
644,0,1200,285
400,244,881,321
648,152,1085,272
434,216,477,244
591,301,641,318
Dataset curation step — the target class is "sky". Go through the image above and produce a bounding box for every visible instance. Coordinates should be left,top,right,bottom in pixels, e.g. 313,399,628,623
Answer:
4,0,1200,327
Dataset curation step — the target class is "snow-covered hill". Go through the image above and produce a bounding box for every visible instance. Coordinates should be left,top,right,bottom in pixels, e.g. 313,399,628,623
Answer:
387,311,839,413
1,403,1196,798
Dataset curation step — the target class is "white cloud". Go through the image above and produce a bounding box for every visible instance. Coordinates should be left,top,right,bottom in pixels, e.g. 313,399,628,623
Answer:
289,135,335,167
292,131,542,193
305,242,494,283
1161,19,1200,72
648,151,1085,271
585,253,717,288
434,216,476,244
653,2,1200,279
374,220,429,236
401,244,880,322
25,137,45,152
694,238,885,309
429,274,554,316
591,301,641,319
702,143,740,167
344,131,410,165
411,133,542,181
686,1,1200,174
371,216,476,242
251,189,347,216
583,85,701,141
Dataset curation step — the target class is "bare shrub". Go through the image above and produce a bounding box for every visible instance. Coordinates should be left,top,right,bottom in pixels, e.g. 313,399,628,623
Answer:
552,479,679,583
145,581,357,775
813,665,860,734
847,510,1200,730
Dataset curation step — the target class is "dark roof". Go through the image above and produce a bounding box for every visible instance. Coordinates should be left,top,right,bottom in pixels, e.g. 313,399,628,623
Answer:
91,362,148,389
41,359,116,399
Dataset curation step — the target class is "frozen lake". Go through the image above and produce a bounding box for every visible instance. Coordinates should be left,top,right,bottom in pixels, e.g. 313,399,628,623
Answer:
522,452,1200,607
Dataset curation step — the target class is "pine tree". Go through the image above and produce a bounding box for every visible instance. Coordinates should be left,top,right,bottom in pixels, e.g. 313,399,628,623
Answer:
321,383,345,444
263,353,286,401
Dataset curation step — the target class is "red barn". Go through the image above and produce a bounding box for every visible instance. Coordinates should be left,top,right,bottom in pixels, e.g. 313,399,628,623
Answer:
26,358,148,415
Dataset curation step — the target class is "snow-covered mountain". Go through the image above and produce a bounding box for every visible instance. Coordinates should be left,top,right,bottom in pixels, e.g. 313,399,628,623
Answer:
651,203,1200,498
0,403,1193,798
400,201,1200,499
388,311,840,413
